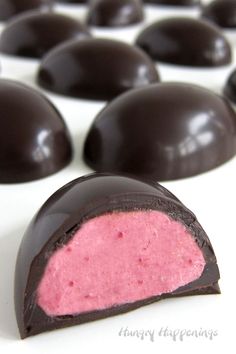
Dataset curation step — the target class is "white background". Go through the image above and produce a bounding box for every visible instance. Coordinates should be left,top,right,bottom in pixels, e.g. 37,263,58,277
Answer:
0,0,235,353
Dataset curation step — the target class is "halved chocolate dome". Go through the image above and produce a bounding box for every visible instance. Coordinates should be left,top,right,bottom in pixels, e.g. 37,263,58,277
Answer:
0,79,73,183
0,0,51,21
87,0,144,28
15,173,220,338
135,17,232,67
37,38,160,100
84,83,236,181
0,12,90,59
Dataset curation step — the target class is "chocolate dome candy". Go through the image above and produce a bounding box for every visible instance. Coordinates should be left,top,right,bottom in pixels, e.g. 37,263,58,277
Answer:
87,0,144,28
0,0,51,21
15,172,220,338
84,83,236,181
224,69,236,104
143,0,200,6
37,38,159,100
57,0,87,3
0,12,90,59
0,79,73,183
135,17,232,67
201,0,236,29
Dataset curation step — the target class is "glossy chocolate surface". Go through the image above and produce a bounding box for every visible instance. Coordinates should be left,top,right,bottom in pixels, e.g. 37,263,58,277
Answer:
0,12,90,59
57,0,87,3
136,17,232,67
0,79,73,183
15,172,220,338
84,83,236,181
0,0,51,21
37,38,159,100
87,0,144,28
143,0,200,5
201,0,236,29
224,69,236,104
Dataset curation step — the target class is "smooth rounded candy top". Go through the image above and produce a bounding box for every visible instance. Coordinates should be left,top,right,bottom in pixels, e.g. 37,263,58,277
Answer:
224,69,236,104
143,0,200,6
0,0,51,21
83,83,236,181
0,12,90,59
135,17,232,67
87,0,144,28
0,79,73,183
201,0,236,29
56,0,87,3
37,38,160,101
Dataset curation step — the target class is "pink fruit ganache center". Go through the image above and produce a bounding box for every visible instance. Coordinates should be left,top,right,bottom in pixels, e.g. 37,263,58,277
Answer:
36,210,206,316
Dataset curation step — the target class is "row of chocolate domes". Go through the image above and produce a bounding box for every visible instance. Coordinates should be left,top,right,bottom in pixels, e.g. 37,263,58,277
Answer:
1,12,236,101
0,78,236,184
1,0,236,30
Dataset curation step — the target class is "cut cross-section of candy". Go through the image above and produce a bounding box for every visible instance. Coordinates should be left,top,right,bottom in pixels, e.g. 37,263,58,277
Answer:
15,173,220,338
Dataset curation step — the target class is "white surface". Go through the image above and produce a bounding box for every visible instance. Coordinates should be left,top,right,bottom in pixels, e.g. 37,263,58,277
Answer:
0,1,236,353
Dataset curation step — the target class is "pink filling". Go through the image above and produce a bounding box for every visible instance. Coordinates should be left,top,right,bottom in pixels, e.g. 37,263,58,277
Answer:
36,210,205,316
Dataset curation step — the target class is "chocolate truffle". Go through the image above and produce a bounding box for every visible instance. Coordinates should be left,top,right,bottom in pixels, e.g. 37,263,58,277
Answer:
143,0,200,6
201,0,236,29
0,79,73,183
37,38,160,100
87,0,144,28
135,17,232,67
15,172,220,338
0,12,90,59
84,83,236,181
0,0,51,22
224,69,236,104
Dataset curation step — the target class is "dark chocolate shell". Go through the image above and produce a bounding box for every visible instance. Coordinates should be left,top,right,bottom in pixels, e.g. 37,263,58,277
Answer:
135,17,232,67
0,12,90,59
143,0,200,6
37,38,160,100
56,0,87,3
201,0,236,29
83,83,236,181
0,0,51,21
0,79,73,183
15,173,220,338
87,0,144,28
224,69,236,103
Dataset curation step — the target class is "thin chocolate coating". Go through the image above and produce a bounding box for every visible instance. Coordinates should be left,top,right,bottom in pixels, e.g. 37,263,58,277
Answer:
87,0,144,28
201,0,236,29
37,38,159,100
0,12,90,59
15,173,220,338
0,0,52,21
224,69,236,104
143,0,200,6
135,17,232,67
0,79,73,183
84,83,236,181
